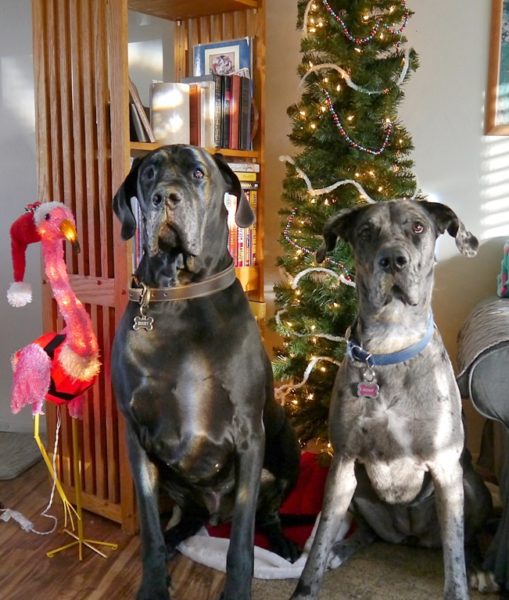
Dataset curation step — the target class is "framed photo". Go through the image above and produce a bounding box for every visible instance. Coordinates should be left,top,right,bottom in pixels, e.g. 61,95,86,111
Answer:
485,0,509,134
193,37,252,78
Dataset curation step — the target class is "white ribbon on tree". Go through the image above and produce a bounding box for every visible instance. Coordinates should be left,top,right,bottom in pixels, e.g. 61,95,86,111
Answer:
299,48,411,95
275,356,342,404
279,155,376,202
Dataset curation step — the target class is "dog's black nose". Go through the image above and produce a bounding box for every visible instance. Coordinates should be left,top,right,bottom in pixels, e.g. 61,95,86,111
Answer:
378,246,409,272
167,192,182,208
152,189,183,209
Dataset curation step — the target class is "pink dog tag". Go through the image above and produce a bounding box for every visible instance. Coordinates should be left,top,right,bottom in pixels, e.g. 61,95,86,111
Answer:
357,382,379,398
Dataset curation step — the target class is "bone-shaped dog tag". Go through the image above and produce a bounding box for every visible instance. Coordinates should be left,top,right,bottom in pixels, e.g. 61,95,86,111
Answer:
357,368,379,398
357,381,380,398
133,315,154,331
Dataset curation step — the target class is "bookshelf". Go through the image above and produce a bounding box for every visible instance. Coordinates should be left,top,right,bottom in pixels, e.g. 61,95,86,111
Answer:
31,0,266,533
127,0,266,303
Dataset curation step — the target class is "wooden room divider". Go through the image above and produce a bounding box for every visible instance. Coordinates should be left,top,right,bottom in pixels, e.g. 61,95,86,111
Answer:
32,0,136,532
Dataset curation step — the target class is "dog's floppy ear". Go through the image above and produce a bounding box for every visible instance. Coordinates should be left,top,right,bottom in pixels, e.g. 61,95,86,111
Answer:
419,200,479,257
113,157,143,240
212,153,255,228
316,206,366,263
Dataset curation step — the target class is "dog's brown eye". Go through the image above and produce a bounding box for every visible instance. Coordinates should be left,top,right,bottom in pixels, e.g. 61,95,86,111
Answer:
193,168,204,179
152,193,163,207
412,222,425,234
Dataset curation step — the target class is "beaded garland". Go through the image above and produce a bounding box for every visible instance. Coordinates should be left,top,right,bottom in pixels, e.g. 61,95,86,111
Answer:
320,0,410,45
323,89,393,156
283,207,353,278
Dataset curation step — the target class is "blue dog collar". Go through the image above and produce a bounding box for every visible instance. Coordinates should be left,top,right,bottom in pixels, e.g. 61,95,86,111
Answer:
347,313,435,367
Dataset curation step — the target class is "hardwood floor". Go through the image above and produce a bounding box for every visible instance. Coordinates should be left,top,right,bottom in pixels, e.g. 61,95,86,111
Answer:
0,461,226,600
3,462,498,600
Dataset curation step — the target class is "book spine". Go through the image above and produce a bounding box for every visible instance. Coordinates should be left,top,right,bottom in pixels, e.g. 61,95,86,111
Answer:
213,75,223,148
130,103,147,142
239,76,252,150
237,225,245,267
222,75,232,149
227,161,260,173
189,83,200,146
248,189,257,265
235,171,258,182
229,75,241,150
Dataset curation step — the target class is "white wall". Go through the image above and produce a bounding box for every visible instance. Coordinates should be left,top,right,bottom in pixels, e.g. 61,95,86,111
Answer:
0,0,40,432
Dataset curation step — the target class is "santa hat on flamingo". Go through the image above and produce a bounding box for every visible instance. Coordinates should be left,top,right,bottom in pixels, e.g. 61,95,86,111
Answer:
7,202,42,307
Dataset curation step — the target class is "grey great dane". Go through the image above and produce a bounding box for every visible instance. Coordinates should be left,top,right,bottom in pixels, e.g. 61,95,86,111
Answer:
290,199,494,600
111,145,300,600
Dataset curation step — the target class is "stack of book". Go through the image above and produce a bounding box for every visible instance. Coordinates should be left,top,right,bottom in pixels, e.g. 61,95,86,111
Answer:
129,37,256,150
189,36,254,150
183,74,253,150
224,161,259,266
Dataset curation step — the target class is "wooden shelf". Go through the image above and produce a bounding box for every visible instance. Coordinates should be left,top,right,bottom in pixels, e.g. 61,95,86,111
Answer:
128,0,259,21
130,141,260,159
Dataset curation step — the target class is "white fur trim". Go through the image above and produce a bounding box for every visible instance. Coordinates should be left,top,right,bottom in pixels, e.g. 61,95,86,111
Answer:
58,344,100,381
177,512,352,580
7,282,32,307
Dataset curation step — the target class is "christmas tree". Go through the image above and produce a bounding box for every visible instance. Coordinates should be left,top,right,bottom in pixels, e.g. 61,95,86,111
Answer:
271,0,420,445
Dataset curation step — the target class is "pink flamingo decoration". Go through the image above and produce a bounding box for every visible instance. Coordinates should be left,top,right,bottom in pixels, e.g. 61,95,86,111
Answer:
7,201,101,528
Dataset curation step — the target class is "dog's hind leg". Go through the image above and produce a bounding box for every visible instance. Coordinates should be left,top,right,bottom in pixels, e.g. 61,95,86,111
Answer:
222,432,265,600
258,401,301,562
163,506,208,558
329,517,377,568
429,458,469,600
291,456,356,600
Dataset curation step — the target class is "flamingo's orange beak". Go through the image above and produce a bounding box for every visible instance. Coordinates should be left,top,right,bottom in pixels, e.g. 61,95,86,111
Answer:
60,219,81,254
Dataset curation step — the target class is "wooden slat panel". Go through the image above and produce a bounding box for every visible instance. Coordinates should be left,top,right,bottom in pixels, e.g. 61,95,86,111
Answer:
82,0,97,278
69,1,87,276
47,0,63,203
107,0,136,533
33,0,135,532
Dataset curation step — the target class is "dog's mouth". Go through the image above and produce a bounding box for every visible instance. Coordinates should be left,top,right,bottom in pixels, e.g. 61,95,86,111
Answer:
373,273,419,308
384,284,417,306
153,222,203,273
158,222,184,252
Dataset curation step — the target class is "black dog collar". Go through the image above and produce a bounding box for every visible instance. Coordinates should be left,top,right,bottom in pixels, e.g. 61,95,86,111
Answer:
128,264,237,332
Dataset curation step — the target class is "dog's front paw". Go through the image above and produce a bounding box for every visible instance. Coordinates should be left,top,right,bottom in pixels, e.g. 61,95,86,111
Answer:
136,582,170,600
469,569,500,594
269,534,301,563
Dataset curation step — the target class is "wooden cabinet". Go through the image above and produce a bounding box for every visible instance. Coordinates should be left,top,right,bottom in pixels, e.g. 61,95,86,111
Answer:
32,0,266,533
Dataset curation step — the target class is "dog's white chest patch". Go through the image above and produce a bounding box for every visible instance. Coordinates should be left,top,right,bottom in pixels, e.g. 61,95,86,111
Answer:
356,405,426,503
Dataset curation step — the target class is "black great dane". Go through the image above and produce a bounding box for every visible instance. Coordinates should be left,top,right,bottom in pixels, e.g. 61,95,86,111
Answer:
112,145,300,600
290,200,496,600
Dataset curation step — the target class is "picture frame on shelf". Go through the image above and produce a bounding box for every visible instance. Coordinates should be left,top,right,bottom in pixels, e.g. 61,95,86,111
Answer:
193,37,252,78
485,0,509,134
